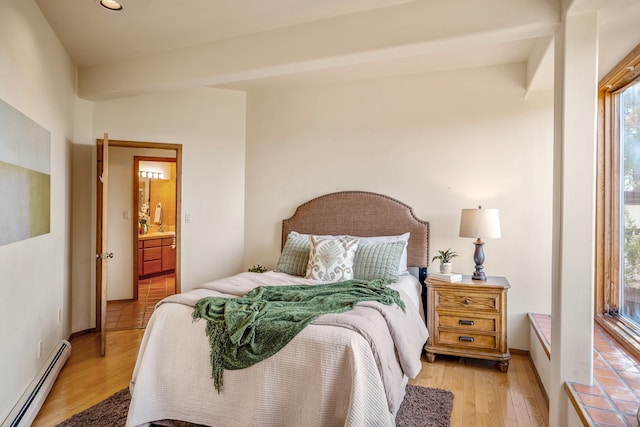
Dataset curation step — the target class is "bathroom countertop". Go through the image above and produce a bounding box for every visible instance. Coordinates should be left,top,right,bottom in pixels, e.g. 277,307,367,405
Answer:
139,231,175,240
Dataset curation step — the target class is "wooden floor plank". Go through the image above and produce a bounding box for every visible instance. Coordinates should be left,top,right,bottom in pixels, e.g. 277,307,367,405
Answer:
448,360,466,426
525,395,548,427
511,358,536,427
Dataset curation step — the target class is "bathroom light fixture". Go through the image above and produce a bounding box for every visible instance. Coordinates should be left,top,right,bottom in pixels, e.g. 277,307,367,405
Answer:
139,171,162,179
99,0,123,11
459,206,501,281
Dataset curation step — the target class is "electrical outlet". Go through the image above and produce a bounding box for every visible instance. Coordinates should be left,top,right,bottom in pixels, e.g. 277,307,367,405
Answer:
123,210,129,220
185,212,192,223
38,340,43,359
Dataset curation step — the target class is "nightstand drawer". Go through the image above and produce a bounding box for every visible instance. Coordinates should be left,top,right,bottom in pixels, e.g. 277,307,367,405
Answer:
437,314,497,332
434,290,500,312
436,331,497,351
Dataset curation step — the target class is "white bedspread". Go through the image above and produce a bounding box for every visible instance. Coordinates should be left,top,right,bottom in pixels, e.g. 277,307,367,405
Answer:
126,272,428,427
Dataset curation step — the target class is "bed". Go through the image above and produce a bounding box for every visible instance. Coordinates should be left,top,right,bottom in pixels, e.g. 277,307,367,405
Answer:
126,191,430,427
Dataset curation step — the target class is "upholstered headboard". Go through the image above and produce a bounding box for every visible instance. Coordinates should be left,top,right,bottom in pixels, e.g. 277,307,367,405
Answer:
281,191,430,268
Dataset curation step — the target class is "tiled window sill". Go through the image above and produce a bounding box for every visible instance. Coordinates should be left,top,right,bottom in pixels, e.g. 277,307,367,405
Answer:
529,313,640,426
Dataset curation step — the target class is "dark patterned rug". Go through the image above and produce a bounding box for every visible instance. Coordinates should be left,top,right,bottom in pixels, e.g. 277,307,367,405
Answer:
55,384,453,427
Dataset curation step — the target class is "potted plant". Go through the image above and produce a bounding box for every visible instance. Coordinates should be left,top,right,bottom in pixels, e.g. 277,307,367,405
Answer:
138,202,149,235
248,264,267,273
432,248,458,274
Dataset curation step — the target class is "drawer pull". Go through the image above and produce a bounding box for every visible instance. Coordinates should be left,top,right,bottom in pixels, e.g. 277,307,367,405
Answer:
459,336,475,342
459,319,475,326
463,299,470,305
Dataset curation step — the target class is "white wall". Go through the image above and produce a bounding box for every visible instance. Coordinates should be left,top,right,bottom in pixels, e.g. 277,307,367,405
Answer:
244,63,554,351
89,88,247,303
0,0,76,420
70,98,96,332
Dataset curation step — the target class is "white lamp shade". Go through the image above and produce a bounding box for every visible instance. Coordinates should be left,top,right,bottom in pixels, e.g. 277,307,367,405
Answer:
459,208,501,239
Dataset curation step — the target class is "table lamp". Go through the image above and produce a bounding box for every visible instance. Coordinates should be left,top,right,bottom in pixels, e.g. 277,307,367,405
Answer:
459,206,501,281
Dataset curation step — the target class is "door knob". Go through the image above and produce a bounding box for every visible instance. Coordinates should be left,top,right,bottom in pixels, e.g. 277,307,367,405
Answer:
96,252,114,260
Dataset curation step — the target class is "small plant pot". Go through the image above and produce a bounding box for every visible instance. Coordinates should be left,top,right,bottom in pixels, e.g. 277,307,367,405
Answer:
440,263,452,274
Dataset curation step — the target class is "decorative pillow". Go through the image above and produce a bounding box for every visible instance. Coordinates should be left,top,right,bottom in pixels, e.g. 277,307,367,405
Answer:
353,240,407,282
357,232,410,275
275,231,310,276
305,237,359,283
287,231,410,275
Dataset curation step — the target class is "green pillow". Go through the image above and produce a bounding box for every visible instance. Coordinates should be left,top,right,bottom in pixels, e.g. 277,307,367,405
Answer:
275,232,310,276
352,240,406,282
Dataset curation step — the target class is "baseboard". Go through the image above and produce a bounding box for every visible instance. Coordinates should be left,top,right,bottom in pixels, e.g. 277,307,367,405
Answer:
1,340,71,427
69,327,96,341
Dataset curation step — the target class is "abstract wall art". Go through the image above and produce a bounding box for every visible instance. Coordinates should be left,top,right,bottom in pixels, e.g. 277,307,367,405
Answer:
0,98,50,246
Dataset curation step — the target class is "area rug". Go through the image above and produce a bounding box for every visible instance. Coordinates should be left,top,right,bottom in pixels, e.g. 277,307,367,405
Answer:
396,384,454,427
56,384,453,427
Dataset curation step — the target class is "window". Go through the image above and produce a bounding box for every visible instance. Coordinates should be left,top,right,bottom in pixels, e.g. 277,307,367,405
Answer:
597,42,640,357
621,82,640,324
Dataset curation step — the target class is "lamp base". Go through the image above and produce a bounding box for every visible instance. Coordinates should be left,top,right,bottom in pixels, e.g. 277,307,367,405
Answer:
472,238,487,281
472,271,486,281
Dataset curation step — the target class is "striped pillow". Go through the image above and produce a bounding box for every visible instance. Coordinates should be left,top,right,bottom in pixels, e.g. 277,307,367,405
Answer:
352,240,406,282
275,231,309,276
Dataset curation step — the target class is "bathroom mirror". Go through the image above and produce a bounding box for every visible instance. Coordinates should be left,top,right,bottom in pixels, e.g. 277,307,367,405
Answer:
136,159,177,230
138,177,150,212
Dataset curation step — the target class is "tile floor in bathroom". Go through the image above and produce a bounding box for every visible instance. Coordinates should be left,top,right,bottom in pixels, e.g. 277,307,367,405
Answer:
106,273,175,330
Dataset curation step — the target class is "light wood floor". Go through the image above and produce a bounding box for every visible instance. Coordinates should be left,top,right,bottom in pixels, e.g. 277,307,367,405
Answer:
33,329,548,426
409,354,548,426
32,330,144,427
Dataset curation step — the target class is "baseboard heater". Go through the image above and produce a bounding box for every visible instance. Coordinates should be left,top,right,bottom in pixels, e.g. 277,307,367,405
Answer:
1,340,71,427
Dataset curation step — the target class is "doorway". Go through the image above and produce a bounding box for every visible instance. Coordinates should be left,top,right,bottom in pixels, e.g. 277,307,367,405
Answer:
96,139,182,335
134,157,177,297
106,156,178,330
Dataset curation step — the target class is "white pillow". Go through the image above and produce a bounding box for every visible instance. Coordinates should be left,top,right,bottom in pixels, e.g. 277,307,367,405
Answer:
305,236,359,283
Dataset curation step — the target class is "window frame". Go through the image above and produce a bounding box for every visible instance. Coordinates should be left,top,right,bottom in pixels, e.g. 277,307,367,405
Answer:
596,42,640,359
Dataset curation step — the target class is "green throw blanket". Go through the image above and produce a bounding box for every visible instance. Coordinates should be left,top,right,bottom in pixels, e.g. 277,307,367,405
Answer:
192,279,405,392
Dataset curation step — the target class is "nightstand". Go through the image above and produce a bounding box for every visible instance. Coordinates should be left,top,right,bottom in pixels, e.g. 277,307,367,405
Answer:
424,275,511,372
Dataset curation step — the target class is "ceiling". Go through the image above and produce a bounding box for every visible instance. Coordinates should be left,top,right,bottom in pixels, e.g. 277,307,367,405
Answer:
35,0,640,100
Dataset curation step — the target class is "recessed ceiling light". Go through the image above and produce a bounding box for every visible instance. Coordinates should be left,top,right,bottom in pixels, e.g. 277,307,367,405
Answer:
99,0,123,11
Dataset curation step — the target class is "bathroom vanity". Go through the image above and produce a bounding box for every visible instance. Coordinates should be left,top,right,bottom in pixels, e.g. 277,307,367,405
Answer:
138,232,176,277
